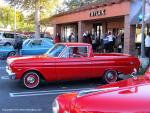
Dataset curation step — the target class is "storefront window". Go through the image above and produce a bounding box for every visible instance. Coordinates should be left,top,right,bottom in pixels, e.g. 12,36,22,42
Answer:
135,25,149,55
62,25,78,42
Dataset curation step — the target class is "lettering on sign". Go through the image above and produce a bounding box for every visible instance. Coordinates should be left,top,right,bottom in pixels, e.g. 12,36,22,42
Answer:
90,9,106,17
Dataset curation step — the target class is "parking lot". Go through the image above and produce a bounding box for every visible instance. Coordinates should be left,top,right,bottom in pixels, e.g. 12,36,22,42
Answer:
0,59,102,113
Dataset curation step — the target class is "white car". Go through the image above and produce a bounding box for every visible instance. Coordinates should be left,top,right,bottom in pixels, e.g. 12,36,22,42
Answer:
0,32,16,46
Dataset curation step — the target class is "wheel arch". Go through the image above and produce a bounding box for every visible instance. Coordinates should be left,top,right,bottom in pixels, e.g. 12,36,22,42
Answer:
7,51,16,57
4,42,11,46
103,68,119,75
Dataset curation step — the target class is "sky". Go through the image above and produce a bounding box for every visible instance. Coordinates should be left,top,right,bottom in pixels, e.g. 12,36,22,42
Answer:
1,0,8,5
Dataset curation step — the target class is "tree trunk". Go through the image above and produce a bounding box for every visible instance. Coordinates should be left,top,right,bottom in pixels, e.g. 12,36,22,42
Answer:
34,7,40,38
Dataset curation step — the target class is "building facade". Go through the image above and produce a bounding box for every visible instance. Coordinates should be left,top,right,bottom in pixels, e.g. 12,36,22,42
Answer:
49,0,149,55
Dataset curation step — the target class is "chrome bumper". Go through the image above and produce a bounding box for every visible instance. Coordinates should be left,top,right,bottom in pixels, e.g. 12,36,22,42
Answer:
6,66,16,80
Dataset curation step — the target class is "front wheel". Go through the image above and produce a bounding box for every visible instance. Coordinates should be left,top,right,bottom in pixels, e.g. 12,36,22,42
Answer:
103,70,118,84
22,71,40,89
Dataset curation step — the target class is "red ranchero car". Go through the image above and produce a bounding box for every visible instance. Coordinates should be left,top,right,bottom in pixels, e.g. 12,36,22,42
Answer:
6,43,140,89
52,66,150,113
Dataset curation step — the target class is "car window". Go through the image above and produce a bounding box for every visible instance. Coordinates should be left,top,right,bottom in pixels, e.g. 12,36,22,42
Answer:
42,39,53,47
46,44,65,57
30,39,42,46
3,33,14,39
62,46,88,58
78,47,88,56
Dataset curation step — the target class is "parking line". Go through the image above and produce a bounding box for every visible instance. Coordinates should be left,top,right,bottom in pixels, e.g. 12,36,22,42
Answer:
9,88,93,98
1,76,9,80
0,67,6,69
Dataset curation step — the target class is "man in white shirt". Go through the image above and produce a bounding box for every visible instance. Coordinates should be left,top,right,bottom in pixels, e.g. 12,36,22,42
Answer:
107,32,115,53
145,32,150,58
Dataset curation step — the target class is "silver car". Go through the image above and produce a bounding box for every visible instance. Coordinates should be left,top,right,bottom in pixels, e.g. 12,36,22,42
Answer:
0,32,15,46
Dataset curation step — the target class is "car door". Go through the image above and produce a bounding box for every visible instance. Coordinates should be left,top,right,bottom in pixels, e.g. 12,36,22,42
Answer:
55,46,93,81
22,39,43,55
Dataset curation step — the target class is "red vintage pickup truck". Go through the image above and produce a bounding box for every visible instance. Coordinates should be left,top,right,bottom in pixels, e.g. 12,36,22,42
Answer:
6,43,140,88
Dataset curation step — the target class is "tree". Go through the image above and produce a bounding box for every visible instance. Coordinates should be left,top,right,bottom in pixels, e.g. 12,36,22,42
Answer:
10,0,59,38
64,0,110,10
0,5,23,30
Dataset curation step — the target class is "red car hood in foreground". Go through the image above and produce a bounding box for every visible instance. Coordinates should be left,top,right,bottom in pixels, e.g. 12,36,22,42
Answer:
55,69,150,113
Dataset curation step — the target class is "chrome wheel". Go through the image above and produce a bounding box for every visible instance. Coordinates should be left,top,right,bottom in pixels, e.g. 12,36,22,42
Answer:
23,72,40,89
103,70,118,84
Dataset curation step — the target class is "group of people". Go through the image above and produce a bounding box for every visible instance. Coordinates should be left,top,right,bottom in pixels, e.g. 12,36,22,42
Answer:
55,32,77,43
102,32,124,53
82,31,124,53
54,31,150,59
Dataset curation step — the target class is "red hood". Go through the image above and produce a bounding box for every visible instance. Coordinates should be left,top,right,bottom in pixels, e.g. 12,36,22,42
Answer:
7,55,56,65
56,71,150,113
56,93,77,113
73,82,150,113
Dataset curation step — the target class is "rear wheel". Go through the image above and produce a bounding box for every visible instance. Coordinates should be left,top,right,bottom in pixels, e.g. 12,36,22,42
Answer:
7,51,16,57
103,70,118,84
22,71,40,89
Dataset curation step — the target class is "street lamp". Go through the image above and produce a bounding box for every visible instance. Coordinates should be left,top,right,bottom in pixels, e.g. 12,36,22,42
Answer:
141,0,146,58
14,0,16,39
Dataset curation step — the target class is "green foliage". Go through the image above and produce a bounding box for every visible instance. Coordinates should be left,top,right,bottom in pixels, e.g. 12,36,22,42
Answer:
64,0,110,10
9,0,60,33
0,5,24,29
10,0,59,10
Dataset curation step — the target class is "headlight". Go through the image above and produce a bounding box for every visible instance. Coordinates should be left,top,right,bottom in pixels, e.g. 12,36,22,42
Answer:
7,58,14,65
64,111,69,113
52,99,59,113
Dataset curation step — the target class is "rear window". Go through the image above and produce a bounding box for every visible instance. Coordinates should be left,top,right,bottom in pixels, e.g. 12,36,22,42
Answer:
30,40,42,46
3,33,14,39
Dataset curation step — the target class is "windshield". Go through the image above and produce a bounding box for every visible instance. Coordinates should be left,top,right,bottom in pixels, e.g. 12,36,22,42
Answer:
46,44,65,57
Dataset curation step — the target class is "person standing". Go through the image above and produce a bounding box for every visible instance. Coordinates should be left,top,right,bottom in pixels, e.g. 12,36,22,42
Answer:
15,35,23,55
68,33,75,42
102,33,109,53
86,31,92,44
82,32,87,43
55,33,61,43
71,33,75,42
107,32,114,53
145,32,150,58
115,33,122,53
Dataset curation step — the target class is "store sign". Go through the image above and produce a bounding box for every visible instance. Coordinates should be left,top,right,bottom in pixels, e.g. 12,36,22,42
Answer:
90,9,106,17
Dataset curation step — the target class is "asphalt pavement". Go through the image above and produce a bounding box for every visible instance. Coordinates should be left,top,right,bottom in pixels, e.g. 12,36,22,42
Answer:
0,59,102,113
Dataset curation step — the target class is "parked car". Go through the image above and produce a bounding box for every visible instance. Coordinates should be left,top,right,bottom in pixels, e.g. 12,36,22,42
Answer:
0,32,27,46
21,38,54,55
6,43,140,88
0,32,16,46
0,45,16,58
52,66,150,113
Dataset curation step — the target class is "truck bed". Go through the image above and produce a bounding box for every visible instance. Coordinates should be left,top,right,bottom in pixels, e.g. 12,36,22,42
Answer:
93,53,131,58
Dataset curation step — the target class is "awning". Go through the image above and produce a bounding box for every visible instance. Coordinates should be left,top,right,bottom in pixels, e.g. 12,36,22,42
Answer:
130,0,150,25
145,1,150,23
130,0,142,25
